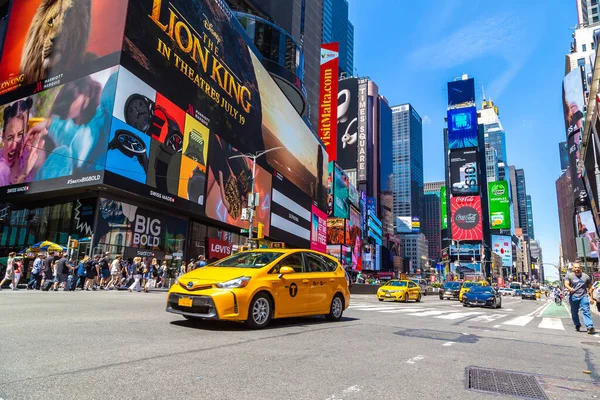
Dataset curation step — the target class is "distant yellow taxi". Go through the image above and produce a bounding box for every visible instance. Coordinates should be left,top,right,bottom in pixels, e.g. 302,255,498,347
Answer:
167,249,350,328
459,281,489,302
376,280,422,302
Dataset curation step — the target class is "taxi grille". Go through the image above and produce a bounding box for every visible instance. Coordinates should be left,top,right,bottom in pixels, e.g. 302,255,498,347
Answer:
179,282,213,291
167,294,216,316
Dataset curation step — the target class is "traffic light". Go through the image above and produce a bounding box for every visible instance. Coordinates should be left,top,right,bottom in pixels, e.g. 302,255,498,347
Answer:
257,223,264,239
69,239,79,249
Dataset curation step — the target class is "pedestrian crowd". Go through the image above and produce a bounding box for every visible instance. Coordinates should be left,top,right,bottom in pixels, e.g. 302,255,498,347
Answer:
0,252,209,293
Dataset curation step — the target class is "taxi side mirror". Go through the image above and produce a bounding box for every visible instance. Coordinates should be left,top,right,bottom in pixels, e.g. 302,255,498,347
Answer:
278,266,294,278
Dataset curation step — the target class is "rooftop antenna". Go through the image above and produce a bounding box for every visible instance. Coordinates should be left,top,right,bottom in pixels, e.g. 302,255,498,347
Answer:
482,83,486,102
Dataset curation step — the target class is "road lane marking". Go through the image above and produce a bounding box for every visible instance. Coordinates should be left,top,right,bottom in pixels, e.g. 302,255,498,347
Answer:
406,310,450,316
528,301,552,317
435,312,483,319
502,316,534,326
538,318,565,330
493,325,501,328
442,342,455,346
325,385,364,400
379,308,431,313
405,355,425,364
469,314,507,323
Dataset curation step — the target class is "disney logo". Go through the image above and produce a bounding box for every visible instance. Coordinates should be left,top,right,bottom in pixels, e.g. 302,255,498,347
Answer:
203,14,222,45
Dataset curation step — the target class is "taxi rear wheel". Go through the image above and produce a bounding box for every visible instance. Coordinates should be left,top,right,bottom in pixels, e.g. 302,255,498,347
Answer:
326,294,344,321
416,293,422,302
245,293,272,329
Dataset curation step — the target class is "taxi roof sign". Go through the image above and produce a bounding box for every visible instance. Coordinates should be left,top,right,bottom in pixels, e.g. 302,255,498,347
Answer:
271,242,285,248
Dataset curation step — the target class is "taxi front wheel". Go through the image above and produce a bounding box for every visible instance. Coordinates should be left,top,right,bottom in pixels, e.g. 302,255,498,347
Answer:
245,293,272,329
326,294,344,321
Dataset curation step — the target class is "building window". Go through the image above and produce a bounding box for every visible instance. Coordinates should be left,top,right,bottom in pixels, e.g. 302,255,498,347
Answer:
595,15,600,22
583,44,587,52
578,58,586,67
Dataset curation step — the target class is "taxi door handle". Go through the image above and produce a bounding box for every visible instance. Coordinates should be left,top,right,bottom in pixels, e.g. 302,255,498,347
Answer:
329,279,335,282
302,279,310,284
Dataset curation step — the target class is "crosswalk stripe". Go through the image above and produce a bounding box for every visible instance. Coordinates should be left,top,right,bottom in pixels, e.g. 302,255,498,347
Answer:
538,318,565,330
406,310,450,317
469,314,507,322
350,306,405,311
435,312,483,319
379,308,431,313
502,316,534,326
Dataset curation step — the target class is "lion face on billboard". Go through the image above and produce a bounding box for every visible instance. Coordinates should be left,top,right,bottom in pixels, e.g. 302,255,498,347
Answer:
20,0,91,85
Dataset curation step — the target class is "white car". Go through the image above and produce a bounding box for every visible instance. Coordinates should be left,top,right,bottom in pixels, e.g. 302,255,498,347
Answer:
499,288,515,296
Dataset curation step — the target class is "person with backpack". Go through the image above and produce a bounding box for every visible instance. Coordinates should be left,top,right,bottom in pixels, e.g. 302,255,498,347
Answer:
76,255,89,290
0,252,16,290
27,254,44,290
128,257,144,292
98,252,111,289
84,255,100,291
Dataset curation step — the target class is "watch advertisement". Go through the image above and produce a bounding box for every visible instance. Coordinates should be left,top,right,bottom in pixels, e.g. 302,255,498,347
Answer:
310,205,327,253
205,133,271,236
336,78,358,170
0,0,127,96
449,148,479,195
106,118,151,184
488,180,510,230
270,172,312,248
447,107,478,149
491,235,512,267
94,197,187,255
122,0,327,212
0,66,117,195
451,196,483,241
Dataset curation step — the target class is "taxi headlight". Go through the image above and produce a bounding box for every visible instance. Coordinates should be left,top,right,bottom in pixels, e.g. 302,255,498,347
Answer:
216,276,251,289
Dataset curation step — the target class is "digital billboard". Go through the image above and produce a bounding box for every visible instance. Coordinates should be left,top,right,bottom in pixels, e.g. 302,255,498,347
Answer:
206,133,271,235
411,217,420,233
357,79,368,182
311,205,327,253
575,210,598,258
0,66,118,196
440,186,448,230
327,218,349,245
397,216,412,234
447,78,475,107
447,107,478,149
559,141,569,172
451,196,483,241
337,78,358,170
0,0,128,94
333,163,350,219
488,181,510,230
121,0,327,211
270,172,311,248
449,148,479,195
491,235,512,267
563,67,586,204
319,43,339,162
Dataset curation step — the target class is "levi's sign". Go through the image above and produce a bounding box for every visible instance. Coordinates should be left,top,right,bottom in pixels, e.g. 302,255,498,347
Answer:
207,238,233,259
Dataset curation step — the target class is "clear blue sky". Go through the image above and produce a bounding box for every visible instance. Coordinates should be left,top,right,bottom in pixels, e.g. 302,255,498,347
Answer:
350,0,575,280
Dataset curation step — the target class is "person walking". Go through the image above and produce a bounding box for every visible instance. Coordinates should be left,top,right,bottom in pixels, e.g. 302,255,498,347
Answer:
591,279,600,313
128,257,143,292
53,253,72,291
105,254,122,290
0,252,16,290
144,260,160,293
76,256,89,290
99,252,111,289
27,254,44,290
84,255,100,291
40,252,55,290
12,258,22,290
565,263,596,334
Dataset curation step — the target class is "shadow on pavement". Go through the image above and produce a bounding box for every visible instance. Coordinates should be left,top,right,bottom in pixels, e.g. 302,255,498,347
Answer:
170,315,359,331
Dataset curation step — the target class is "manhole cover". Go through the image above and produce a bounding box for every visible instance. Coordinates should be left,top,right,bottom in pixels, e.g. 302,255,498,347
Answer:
467,367,548,399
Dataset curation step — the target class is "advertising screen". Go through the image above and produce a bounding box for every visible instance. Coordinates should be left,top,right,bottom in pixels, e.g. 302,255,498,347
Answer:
0,0,128,94
270,172,311,248
311,205,327,253
447,107,478,149
488,181,510,230
0,66,118,196
563,67,586,204
205,133,271,235
327,218,349,245
575,210,599,258
449,148,479,195
332,163,350,219
121,0,327,211
447,78,475,107
348,183,359,208
411,217,420,233
397,216,412,233
451,196,483,241
440,186,448,230
337,78,358,170
491,235,512,267
559,141,569,171
95,197,187,259
319,43,339,162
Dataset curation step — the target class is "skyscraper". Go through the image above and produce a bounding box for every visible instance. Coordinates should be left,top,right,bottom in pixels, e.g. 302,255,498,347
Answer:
526,195,535,240
424,181,444,194
322,0,354,76
391,103,424,232
509,166,529,236
576,0,600,27
423,193,442,261
485,147,500,182
481,100,507,180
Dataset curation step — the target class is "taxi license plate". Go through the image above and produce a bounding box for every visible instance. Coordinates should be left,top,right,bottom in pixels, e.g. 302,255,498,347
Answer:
385,294,391,298
178,297,193,307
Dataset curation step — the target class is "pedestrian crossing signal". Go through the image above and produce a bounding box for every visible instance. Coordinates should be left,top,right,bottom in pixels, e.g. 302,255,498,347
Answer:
257,223,264,239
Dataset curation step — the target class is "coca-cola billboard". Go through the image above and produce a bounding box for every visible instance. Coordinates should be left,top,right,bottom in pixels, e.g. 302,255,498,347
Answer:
451,196,483,240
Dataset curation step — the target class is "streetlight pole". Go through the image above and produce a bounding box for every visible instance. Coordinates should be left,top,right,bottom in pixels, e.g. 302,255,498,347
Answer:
229,147,282,247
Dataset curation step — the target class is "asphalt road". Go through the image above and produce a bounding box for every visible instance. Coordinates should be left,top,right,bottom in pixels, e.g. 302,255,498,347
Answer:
0,290,599,400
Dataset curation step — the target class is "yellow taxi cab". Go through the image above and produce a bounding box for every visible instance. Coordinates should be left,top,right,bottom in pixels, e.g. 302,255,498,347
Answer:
459,280,489,302
166,249,350,329
376,280,422,302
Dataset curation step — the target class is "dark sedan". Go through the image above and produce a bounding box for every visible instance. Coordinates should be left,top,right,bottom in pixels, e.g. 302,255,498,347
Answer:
462,286,502,309
439,281,462,300
521,288,537,300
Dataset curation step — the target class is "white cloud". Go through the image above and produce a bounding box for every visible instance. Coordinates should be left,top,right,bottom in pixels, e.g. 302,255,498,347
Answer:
422,115,432,125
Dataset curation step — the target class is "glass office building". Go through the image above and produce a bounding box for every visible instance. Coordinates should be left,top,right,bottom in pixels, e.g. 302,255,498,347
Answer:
322,0,354,76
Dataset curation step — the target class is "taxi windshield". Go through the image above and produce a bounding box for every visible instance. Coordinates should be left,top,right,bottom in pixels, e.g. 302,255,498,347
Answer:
384,281,407,287
444,282,461,289
212,252,284,268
